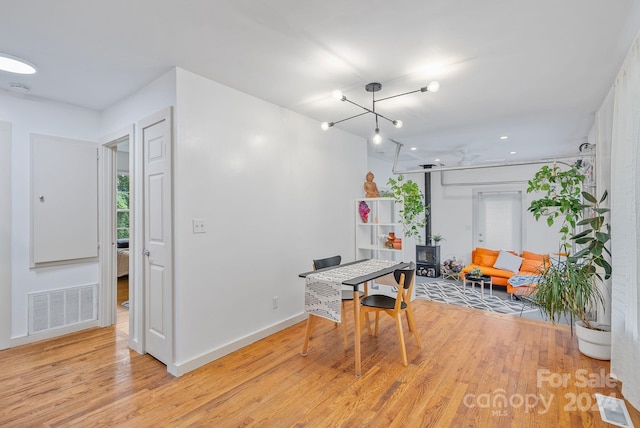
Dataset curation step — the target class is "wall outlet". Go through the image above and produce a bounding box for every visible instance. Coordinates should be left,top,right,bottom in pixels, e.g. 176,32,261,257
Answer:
192,219,206,234
272,296,279,309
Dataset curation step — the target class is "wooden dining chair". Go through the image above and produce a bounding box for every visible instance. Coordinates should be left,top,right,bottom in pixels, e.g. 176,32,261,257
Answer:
359,262,422,366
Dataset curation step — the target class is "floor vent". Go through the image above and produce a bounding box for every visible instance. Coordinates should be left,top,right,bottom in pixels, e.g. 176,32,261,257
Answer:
28,284,97,334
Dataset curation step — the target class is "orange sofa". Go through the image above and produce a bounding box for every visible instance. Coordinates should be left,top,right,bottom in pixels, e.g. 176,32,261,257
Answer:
461,247,549,294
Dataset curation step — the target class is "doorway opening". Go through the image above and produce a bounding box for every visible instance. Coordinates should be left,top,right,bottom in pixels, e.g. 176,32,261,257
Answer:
115,140,131,333
100,127,135,341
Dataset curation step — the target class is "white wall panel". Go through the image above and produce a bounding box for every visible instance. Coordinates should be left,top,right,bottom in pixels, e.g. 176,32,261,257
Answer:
172,69,366,367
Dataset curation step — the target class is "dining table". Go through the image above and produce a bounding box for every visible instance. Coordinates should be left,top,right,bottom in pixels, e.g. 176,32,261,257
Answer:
299,259,410,376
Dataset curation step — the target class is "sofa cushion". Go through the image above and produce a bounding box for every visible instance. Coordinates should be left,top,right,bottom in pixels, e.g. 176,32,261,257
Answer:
520,259,544,274
462,264,515,279
477,266,516,279
475,247,500,257
493,250,523,274
520,250,546,262
474,253,498,267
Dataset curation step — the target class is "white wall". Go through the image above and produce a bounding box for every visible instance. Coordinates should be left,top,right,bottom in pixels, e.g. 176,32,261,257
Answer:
0,91,101,339
367,155,566,265
430,164,565,264
0,121,11,348
172,69,366,369
100,70,177,136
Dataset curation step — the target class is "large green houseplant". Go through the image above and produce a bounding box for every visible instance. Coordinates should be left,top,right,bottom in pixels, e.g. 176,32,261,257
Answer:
527,162,612,359
387,175,428,242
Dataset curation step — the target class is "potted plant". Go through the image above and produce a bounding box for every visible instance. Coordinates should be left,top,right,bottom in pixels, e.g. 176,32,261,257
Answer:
387,174,428,242
528,162,612,359
432,234,444,245
469,266,483,278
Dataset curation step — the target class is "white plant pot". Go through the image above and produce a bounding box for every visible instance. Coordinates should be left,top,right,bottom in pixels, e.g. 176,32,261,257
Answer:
575,320,611,360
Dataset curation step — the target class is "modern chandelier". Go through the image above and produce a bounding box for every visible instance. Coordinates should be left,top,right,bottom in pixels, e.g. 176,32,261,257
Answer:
321,81,439,144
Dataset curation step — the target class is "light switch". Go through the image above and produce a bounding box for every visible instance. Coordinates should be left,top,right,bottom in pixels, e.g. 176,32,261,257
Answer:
192,219,206,234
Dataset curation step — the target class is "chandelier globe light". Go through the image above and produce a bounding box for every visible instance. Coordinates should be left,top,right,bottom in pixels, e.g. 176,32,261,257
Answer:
321,80,439,143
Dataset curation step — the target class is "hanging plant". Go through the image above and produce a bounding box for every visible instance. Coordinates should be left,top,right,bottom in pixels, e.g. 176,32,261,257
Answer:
387,175,428,242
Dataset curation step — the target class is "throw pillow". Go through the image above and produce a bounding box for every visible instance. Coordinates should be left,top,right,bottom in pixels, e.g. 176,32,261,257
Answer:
493,250,523,274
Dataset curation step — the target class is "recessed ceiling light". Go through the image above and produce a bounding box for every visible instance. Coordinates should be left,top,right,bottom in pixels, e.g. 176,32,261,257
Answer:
410,147,417,151
510,151,516,155
500,136,509,140
0,53,37,74
434,158,440,162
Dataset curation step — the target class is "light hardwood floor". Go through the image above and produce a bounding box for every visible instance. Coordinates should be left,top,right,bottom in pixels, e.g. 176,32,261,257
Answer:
1,290,638,427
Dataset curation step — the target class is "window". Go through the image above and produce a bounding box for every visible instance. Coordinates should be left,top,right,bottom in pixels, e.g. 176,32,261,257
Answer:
117,174,130,239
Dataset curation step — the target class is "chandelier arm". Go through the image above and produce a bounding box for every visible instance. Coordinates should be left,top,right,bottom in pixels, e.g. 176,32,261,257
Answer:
343,97,397,124
329,111,369,126
373,111,397,125
375,88,421,103
344,97,375,114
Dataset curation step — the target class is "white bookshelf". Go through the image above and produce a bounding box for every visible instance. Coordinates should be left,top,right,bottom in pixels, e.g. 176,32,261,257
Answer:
355,197,416,298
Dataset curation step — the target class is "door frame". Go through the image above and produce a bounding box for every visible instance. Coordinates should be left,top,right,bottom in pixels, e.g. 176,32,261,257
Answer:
99,125,143,353
472,186,526,253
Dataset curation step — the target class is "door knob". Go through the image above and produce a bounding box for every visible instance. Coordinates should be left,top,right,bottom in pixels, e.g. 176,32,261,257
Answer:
142,248,150,256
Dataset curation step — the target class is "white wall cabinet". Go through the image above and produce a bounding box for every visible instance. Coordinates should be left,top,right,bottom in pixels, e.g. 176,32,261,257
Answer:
31,134,98,266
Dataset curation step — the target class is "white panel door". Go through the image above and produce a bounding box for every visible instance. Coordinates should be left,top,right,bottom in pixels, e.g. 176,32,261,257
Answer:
141,108,173,365
476,191,522,252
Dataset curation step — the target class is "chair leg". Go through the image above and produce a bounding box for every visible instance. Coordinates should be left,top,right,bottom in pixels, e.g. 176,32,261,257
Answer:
364,312,372,336
405,306,423,348
362,283,372,336
394,313,408,366
341,301,348,348
301,314,318,356
374,312,380,337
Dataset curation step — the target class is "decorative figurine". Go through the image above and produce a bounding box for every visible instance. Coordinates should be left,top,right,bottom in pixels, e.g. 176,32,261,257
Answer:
364,171,380,198
359,201,370,223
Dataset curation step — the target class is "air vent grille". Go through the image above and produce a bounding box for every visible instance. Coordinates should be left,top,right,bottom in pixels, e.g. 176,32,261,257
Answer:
28,284,96,334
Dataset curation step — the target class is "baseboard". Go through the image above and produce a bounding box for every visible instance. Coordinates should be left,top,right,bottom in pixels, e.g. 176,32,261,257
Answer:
167,313,307,377
10,320,100,347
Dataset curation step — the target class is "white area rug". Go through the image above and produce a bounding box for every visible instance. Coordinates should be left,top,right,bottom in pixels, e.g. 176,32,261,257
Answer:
415,281,537,316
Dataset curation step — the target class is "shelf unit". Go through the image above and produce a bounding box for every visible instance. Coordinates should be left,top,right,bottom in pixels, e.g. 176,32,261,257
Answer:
355,198,416,298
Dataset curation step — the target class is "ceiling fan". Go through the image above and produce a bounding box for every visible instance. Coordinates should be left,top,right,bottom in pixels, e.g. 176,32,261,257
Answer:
457,149,480,165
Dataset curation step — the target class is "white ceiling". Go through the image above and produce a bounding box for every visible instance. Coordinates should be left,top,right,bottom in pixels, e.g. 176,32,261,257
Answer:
2,0,640,168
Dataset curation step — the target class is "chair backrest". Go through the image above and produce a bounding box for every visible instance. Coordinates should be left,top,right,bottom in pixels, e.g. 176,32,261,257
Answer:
313,255,342,270
394,262,416,290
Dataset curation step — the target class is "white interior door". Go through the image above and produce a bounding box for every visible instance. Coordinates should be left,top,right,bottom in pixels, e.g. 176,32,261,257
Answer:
475,190,523,252
141,108,173,365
